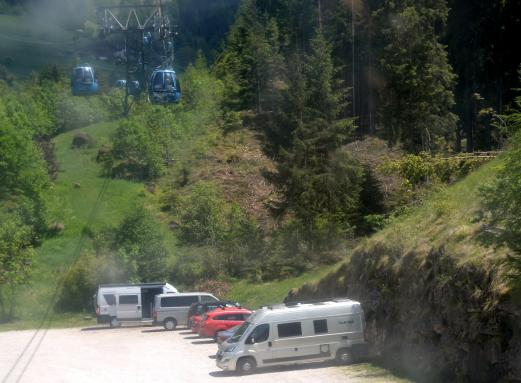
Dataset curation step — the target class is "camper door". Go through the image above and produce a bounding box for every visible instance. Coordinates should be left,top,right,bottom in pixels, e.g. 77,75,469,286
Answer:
117,294,142,320
245,323,272,362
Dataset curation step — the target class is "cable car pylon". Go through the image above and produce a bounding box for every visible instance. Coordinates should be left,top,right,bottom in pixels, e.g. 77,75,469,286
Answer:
97,1,180,115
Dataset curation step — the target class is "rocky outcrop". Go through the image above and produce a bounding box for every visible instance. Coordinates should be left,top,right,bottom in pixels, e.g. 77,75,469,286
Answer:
286,244,521,382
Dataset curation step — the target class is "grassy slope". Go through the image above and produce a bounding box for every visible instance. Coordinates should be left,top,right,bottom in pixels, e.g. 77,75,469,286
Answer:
225,263,341,309
358,159,506,269
0,14,113,76
0,120,334,331
0,121,147,330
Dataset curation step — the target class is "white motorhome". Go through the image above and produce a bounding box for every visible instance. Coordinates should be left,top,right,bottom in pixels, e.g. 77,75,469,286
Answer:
216,299,368,374
94,282,178,327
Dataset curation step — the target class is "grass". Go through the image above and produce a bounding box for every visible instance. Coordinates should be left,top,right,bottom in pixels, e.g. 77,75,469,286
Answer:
225,263,341,309
0,14,114,77
362,159,505,266
0,120,159,331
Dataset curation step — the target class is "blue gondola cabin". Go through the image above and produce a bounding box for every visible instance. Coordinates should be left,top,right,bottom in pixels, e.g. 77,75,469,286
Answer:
148,69,181,104
71,65,99,96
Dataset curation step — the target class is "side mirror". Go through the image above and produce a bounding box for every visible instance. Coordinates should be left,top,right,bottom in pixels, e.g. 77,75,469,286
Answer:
246,337,255,345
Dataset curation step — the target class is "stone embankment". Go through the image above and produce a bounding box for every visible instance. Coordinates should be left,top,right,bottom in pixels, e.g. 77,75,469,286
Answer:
287,245,521,382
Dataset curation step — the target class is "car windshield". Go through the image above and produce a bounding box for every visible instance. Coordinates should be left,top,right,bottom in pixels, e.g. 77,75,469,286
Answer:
227,321,252,344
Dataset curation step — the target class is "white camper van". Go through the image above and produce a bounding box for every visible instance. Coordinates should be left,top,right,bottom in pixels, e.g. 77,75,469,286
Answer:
94,282,178,327
216,299,368,374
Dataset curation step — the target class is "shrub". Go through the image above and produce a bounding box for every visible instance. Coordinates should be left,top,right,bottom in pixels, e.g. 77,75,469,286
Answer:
56,253,127,312
72,132,96,149
479,130,521,254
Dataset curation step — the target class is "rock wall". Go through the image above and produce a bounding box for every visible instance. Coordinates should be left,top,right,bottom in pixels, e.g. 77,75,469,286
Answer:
286,245,521,382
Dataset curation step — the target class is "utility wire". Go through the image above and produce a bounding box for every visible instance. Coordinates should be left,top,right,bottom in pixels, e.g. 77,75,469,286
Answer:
2,178,111,383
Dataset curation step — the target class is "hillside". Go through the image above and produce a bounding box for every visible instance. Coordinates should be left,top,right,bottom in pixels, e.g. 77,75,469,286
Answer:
0,14,109,77
0,115,330,330
5,121,158,327
287,158,521,382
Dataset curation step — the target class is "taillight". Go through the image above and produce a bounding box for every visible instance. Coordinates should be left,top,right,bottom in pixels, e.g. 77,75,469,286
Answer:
96,305,100,316
153,310,157,320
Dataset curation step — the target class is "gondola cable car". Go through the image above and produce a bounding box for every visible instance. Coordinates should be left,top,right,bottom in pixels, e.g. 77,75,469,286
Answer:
148,68,181,104
71,64,99,96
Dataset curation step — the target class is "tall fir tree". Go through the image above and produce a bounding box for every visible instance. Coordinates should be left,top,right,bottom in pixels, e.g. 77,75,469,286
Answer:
374,0,457,152
274,32,363,248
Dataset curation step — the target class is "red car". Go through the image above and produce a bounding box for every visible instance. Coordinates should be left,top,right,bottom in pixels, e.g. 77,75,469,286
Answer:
198,307,252,340
188,302,240,334
193,306,246,334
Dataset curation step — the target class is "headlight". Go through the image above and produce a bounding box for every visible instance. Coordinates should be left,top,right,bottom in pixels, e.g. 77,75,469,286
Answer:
224,344,238,353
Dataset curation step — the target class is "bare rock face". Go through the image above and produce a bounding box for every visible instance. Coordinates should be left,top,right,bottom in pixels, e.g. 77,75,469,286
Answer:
286,245,521,382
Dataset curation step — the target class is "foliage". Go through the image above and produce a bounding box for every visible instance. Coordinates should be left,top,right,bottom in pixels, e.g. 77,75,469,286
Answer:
479,129,521,254
0,211,34,321
56,252,127,312
374,0,457,152
72,132,96,149
0,96,50,321
112,207,169,282
214,1,286,112
171,182,263,281
382,152,490,194
106,59,223,181
272,32,364,244
57,206,170,310
108,116,167,180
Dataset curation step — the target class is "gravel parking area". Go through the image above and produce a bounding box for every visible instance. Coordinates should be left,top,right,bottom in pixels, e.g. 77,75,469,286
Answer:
0,325,385,383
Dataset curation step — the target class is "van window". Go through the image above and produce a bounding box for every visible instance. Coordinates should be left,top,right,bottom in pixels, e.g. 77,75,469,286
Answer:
277,322,302,338
103,294,116,306
119,295,138,305
249,323,269,343
313,319,328,334
200,295,217,303
161,295,199,307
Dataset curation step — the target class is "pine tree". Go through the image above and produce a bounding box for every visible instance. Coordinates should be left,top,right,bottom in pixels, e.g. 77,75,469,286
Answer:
374,0,457,152
214,0,285,112
274,32,363,246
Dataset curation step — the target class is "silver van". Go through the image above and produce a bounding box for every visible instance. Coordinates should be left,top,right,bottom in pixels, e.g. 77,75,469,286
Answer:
94,282,178,328
154,292,218,330
216,299,368,374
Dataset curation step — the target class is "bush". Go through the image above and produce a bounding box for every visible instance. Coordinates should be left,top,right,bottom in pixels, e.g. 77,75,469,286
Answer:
72,132,96,149
479,130,521,254
56,253,127,312
113,207,169,282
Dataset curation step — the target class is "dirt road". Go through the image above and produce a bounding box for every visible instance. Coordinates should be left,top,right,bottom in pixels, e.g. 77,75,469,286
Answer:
0,325,407,383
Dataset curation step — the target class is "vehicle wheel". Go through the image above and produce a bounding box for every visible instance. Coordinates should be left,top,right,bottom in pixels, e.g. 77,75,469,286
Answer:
164,318,177,331
237,357,256,375
109,317,120,328
336,348,354,365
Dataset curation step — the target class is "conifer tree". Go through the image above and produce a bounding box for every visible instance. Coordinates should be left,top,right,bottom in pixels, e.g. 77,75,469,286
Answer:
274,32,363,245
374,0,457,152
